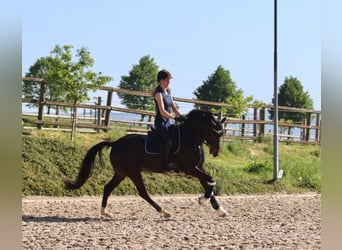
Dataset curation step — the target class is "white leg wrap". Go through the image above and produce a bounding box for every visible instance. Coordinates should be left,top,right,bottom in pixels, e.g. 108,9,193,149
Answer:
207,180,216,186
216,206,227,217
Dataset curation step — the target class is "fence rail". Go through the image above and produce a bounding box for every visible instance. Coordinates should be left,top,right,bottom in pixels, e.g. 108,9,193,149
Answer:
22,77,321,144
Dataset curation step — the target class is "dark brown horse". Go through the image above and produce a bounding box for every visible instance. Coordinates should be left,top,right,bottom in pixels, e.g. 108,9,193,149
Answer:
64,109,227,218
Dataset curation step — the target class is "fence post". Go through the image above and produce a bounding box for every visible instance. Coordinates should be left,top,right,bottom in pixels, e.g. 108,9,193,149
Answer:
104,91,113,131
302,118,307,141
259,107,266,140
241,114,245,137
218,108,223,119
55,105,60,129
97,97,102,131
305,113,312,142
253,108,257,141
37,82,46,129
315,113,321,143
287,126,292,144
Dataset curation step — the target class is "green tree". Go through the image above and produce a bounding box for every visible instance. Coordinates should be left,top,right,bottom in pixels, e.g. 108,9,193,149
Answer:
117,55,158,121
23,44,112,142
193,65,252,117
23,57,68,115
269,76,314,123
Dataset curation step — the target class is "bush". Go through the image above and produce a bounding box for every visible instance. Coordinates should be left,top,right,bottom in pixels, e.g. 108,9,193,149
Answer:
22,132,321,196
244,159,272,174
226,140,247,155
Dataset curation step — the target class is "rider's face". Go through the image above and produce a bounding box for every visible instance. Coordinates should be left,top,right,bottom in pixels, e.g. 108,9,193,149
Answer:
160,77,171,88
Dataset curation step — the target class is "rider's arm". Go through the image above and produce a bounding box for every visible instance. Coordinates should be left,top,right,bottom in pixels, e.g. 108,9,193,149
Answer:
171,100,182,117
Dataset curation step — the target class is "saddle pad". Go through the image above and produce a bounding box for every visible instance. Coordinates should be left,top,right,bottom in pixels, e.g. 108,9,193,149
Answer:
145,126,180,154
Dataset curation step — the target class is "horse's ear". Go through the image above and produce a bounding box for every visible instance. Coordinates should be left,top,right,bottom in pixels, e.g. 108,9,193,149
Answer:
221,117,226,124
217,111,222,120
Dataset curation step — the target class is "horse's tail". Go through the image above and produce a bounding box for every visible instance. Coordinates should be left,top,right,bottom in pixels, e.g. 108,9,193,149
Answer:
63,141,112,190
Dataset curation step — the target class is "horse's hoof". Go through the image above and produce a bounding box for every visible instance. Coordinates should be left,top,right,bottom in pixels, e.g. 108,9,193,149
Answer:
101,207,113,219
198,194,209,205
217,207,227,217
159,209,172,218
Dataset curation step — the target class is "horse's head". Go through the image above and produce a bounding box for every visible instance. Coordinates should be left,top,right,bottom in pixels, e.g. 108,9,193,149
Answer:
184,110,226,157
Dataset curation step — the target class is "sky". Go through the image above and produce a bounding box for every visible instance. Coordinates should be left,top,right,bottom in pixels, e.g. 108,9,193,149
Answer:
22,0,321,112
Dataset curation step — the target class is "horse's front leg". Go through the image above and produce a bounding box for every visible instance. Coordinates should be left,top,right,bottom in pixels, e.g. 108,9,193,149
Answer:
184,164,227,217
198,174,227,217
209,195,227,217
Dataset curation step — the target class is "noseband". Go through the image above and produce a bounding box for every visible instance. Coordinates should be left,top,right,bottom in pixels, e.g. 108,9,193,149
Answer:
204,120,223,153
211,128,223,137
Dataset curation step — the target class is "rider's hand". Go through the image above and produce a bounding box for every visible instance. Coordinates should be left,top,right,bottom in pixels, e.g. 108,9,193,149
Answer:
175,115,186,123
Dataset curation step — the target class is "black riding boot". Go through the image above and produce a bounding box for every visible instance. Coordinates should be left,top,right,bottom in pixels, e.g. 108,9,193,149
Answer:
163,139,173,172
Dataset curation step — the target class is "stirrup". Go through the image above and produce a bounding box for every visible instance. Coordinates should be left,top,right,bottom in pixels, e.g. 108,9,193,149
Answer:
165,163,179,173
164,163,174,172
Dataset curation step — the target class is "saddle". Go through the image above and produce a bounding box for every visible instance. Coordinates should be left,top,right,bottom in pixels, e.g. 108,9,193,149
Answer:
145,125,181,154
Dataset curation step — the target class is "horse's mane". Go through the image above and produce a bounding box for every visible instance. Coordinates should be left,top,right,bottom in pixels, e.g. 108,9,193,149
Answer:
186,109,213,120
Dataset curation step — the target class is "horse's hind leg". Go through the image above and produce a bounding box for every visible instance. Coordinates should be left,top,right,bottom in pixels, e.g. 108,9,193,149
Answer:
129,172,171,218
101,174,125,218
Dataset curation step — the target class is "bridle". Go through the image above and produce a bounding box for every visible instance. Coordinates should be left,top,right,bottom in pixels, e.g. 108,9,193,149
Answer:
194,118,224,155
180,112,225,156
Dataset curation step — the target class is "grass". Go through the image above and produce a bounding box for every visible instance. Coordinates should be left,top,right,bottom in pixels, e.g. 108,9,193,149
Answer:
22,128,321,196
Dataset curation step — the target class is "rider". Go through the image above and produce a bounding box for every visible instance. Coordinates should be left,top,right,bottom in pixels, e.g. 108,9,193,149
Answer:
153,69,183,172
